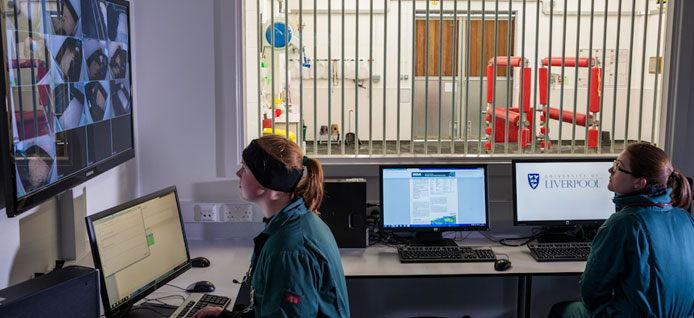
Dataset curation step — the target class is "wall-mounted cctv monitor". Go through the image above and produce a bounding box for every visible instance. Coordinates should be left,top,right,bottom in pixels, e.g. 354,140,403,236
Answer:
512,158,616,226
0,0,134,217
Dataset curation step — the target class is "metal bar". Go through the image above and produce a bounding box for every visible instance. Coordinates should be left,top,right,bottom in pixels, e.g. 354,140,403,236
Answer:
571,0,581,153
451,0,458,154
597,0,608,154
383,0,388,154
558,0,567,152
410,0,416,154
611,0,624,153
584,0,595,153
464,0,471,155
355,0,360,155
518,0,527,154
531,0,540,152
504,0,512,154
12,4,23,141
272,0,276,135
622,0,637,152
438,1,443,154
491,0,499,154
285,0,290,142
28,0,38,141
313,0,317,153
327,0,332,154
478,0,486,155
369,0,373,154
425,0,430,154
397,0,402,154
637,0,649,142
341,0,345,154
651,0,664,143
257,0,262,140
545,0,553,153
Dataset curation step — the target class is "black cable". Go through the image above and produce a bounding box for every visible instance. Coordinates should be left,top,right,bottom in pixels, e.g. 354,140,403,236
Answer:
129,305,170,317
166,283,187,291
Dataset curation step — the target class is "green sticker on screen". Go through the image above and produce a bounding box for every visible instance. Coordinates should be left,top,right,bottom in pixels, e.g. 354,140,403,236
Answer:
146,233,155,246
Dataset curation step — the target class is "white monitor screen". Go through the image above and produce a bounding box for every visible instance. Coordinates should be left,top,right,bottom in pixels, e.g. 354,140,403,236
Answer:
513,159,616,225
381,165,489,230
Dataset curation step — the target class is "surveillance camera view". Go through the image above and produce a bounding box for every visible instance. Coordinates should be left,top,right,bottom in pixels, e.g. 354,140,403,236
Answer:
3,0,132,199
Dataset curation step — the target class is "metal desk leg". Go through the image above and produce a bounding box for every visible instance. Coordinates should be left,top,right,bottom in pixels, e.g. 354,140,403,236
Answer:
517,275,532,318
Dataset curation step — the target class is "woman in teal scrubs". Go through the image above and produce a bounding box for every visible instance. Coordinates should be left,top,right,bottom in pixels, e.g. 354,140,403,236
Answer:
549,142,694,318
194,135,350,318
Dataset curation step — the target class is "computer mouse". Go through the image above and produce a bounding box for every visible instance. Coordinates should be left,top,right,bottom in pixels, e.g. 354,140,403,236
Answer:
191,256,210,268
186,280,215,293
494,259,512,271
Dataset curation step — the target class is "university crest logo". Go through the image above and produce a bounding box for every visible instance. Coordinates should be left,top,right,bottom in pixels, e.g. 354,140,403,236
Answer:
528,173,540,190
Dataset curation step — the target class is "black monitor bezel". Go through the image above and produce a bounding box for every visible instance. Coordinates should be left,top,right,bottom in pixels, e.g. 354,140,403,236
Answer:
379,164,490,232
0,0,135,217
512,157,616,226
85,185,191,318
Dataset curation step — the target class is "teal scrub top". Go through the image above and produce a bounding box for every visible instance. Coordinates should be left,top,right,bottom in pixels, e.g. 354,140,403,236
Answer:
580,188,694,318
250,198,350,318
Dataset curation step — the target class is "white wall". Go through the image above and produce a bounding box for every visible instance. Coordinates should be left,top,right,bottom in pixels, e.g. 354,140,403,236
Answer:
246,0,668,144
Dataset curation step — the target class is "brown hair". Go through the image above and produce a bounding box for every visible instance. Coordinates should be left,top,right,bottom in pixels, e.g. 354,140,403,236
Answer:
625,142,691,210
255,135,324,213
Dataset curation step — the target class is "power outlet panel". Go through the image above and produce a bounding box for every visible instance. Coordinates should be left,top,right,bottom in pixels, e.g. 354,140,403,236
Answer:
220,204,253,222
193,203,221,222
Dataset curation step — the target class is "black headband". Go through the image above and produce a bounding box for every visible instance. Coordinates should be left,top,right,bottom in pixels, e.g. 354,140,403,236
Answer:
242,139,304,192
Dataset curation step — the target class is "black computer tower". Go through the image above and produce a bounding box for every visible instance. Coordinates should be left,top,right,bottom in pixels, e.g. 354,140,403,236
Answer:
0,265,100,317
320,178,368,248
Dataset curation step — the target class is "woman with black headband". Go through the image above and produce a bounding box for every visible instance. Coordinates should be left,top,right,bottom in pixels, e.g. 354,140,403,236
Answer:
549,142,694,318
194,135,350,318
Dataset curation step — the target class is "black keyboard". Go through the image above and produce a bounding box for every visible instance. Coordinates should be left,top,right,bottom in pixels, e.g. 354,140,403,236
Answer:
527,242,592,262
173,294,231,318
397,246,496,263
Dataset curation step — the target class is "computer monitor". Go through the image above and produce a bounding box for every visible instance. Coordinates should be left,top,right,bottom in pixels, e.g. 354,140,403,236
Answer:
380,164,489,246
512,158,616,226
86,186,190,318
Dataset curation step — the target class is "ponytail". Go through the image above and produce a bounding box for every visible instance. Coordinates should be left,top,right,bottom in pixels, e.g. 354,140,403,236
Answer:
296,158,324,214
668,169,692,211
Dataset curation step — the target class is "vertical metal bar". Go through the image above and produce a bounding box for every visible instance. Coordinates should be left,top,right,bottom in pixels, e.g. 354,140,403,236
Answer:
425,0,430,154
531,0,540,152
544,0,554,153
327,0,332,154
272,0,276,134
651,1,664,143
397,0,402,154
411,0,416,154
491,0,498,154
257,0,262,140
597,0,609,154
571,0,581,153
584,0,595,153
622,0,637,152
438,1,443,154
383,0,388,155
478,0,486,155
369,0,373,154
558,0,567,152
313,0,317,154
611,0,624,153
451,0,458,154
464,0,471,155
355,0,360,155
12,3,24,141
637,0,649,142
300,0,304,151
27,0,38,141
504,0,512,154
285,0,290,141
341,0,345,154
518,0,527,154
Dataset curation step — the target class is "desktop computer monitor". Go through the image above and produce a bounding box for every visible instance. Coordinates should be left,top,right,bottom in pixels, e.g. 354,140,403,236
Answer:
86,186,191,318
512,158,616,226
380,164,489,245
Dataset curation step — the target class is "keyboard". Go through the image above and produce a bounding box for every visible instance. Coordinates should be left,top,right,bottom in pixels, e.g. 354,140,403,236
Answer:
527,242,592,262
170,293,231,318
397,246,496,263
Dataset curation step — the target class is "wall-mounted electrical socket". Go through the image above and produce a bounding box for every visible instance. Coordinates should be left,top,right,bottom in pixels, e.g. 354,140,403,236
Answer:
193,203,221,222
220,204,253,223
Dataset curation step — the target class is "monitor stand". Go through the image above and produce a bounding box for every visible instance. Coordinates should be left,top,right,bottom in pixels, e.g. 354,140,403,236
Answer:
536,226,585,243
413,232,458,246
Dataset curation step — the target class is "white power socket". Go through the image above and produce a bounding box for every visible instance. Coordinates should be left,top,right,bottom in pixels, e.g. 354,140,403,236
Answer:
193,203,221,222
220,204,253,222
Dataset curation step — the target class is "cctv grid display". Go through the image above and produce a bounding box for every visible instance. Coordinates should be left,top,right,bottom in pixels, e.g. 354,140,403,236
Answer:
512,159,616,225
381,165,489,230
1,0,132,207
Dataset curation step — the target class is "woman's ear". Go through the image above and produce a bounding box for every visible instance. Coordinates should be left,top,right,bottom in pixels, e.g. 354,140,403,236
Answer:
634,177,648,191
